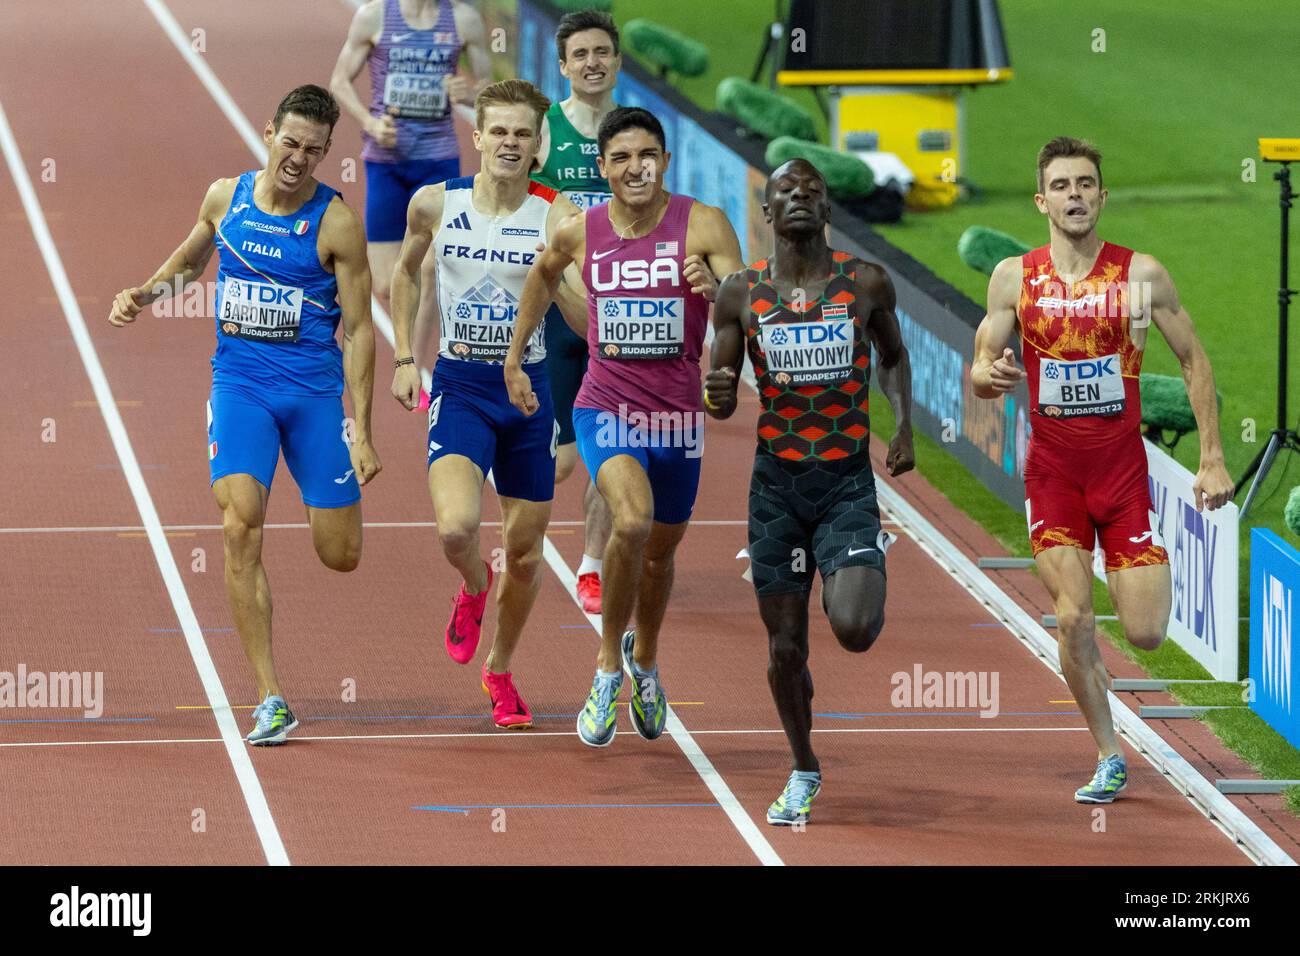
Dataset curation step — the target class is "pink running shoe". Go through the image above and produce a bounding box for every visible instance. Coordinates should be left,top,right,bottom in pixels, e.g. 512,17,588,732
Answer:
445,561,492,664
576,571,602,614
482,663,533,729
416,387,431,412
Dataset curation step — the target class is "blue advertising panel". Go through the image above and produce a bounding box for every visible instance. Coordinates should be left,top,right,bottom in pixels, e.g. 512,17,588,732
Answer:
1250,529,1299,748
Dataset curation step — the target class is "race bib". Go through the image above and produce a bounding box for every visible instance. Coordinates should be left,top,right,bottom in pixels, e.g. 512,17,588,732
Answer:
758,315,854,387
445,295,517,362
219,278,302,343
596,296,684,360
565,190,610,211
383,72,447,119
1037,353,1125,417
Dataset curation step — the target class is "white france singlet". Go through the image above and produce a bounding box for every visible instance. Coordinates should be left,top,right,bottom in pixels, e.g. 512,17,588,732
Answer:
434,176,555,365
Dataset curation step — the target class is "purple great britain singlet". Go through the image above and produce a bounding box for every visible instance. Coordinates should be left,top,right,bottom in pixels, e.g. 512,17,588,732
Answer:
362,0,461,164
574,193,710,416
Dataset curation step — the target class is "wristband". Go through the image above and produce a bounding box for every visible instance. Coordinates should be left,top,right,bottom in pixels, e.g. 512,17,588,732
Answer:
394,356,416,369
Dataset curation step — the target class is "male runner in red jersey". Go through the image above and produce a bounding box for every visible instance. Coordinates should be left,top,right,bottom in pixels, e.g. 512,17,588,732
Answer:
972,137,1234,803
707,159,914,824
506,107,741,747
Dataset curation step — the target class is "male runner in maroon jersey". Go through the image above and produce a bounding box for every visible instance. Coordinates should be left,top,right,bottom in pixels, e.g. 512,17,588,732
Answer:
972,137,1233,803
506,107,742,747
707,158,914,824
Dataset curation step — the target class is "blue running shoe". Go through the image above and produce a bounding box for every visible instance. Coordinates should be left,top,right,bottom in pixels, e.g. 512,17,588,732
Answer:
1075,753,1127,803
767,770,822,826
246,695,298,746
621,630,667,741
577,670,622,747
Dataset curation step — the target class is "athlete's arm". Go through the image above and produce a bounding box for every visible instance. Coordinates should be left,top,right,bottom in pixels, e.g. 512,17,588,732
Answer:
448,2,492,106
704,270,749,420
329,1,396,150
860,262,914,476
507,210,582,415
685,202,744,302
324,198,382,485
109,178,230,327
547,195,589,336
971,256,1025,398
1133,253,1234,511
390,184,445,408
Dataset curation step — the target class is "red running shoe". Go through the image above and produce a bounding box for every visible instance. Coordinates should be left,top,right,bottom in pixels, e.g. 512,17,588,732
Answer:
482,663,533,729
445,561,492,664
576,571,602,614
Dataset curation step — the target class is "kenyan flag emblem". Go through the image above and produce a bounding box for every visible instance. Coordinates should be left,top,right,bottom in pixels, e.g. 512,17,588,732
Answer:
293,219,310,236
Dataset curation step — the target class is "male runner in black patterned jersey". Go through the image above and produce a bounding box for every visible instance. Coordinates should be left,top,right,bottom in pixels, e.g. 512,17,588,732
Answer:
707,159,914,825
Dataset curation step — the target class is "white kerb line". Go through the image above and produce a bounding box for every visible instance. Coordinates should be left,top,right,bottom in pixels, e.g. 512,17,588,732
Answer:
0,97,289,866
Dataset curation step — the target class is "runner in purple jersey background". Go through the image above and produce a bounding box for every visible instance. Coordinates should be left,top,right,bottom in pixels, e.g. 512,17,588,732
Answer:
506,107,744,748
331,0,490,393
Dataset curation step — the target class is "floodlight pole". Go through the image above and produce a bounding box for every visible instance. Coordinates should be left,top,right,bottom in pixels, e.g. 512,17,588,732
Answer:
1237,160,1300,518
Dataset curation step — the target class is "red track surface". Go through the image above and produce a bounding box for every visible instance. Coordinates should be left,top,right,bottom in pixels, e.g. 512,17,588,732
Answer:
1,0,1296,866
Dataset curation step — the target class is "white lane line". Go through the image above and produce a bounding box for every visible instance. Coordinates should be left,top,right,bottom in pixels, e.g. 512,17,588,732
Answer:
143,0,777,866
540,537,786,867
0,98,289,866
0,726,1092,749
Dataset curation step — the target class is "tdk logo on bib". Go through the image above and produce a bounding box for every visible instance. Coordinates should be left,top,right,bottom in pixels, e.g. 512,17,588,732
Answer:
1042,356,1116,380
447,278,519,361
602,297,680,320
591,258,680,291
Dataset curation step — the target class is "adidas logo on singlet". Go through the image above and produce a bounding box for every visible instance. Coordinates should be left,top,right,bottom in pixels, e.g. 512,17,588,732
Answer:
447,211,471,230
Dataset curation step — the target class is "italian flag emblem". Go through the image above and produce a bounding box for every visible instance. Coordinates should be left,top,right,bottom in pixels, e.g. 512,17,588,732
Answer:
293,219,310,235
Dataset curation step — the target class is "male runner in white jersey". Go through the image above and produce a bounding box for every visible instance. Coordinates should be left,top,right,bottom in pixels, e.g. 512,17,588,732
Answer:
109,86,381,745
972,136,1234,802
391,79,586,728
507,107,740,747
331,0,490,388
531,8,624,613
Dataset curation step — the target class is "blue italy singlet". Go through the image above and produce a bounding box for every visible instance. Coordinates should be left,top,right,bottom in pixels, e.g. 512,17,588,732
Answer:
212,171,344,396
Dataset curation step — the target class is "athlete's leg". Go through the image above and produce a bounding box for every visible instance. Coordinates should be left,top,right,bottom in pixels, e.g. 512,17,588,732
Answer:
821,566,886,653
428,455,489,593
1106,564,1172,651
593,454,653,672
214,474,279,699
305,503,363,572
759,589,818,773
626,519,689,668
555,442,580,484
484,495,552,673
1037,545,1121,759
582,476,612,561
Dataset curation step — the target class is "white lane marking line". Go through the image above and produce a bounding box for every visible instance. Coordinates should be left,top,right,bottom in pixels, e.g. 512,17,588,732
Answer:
0,97,289,867
0,726,1092,748
0,520,752,534
874,471,1294,866
539,536,785,867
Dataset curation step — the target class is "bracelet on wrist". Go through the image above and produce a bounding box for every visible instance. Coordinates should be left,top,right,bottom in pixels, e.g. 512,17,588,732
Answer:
394,356,415,369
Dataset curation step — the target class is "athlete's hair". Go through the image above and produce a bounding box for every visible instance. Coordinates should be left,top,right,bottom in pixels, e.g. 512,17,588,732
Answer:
765,158,829,202
555,9,620,62
1036,136,1103,192
597,107,665,156
273,85,340,135
475,78,551,135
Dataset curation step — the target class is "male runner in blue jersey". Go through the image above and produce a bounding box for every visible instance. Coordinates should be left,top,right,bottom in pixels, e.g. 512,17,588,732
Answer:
109,86,380,746
331,0,490,391
391,79,587,728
